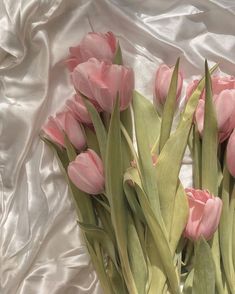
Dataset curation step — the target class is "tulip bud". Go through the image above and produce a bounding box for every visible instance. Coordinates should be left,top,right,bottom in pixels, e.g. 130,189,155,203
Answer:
66,94,92,124
72,58,134,113
68,149,105,195
154,64,183,112
184,188,222,241
195,90,235,142
65,32,117,71
226,129,235,177
43,111,86,150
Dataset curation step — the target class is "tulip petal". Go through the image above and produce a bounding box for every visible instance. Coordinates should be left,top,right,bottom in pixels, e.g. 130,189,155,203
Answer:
227,129,235,177
42,117,64,147
64,112,86,150
199,198,222,240
195,99,205,135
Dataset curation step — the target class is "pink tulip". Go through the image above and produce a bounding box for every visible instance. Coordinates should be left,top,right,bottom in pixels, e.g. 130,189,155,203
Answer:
72,58,134,113
68,149,105,194
154,64,183,110
66,94,92,124
226,129,235,177
184,188,222,241
195,90,235,142
185,79,201,101
211,75,235,96
65,32,117,71
186,75,235,101
43,111,86,150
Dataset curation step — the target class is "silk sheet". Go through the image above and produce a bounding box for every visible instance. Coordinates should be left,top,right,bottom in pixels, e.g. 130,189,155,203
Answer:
1,0,235,293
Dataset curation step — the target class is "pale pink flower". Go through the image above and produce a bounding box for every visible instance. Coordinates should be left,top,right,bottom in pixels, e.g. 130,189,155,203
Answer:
72,58,134,113
68,149,104,194
65,32,117,71
184,188,222,241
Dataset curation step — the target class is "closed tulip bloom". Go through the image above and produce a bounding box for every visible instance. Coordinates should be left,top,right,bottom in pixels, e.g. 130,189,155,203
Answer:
72,58,134,113
184,188,222,241
195,90,235,142
42,116,65,147
154,64,183,110
186,75,235,102
68,149,105,194
66,94,92,124
43,111,86,150
185,79,201,101
226,129,235,177
65,32,117,71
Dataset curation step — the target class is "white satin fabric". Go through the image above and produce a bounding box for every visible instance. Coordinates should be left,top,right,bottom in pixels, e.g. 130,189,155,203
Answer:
1,0,235,293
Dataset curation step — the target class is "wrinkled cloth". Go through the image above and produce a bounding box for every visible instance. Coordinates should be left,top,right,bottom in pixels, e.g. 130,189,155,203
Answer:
0,0,235,293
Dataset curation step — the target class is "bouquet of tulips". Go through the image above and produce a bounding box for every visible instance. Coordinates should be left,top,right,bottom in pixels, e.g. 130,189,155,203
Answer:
41,31,235,294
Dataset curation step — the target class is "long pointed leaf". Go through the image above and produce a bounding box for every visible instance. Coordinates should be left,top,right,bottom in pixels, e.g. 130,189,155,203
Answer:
159,58,180,152
106,98,138,294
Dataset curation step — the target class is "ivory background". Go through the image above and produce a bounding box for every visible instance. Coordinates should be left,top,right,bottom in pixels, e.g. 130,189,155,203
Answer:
1,0,235,293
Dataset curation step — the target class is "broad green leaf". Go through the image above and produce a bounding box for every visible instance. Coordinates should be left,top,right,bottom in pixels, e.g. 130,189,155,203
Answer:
169,183,189,253
146,232,167,294
123,178,145,223
113,42,123,65
183,269,194,294
127,213,148,294
78,221,119,271
201,60,218,195
124,167,180,294
220,166,235,294
155,64,218,233
201,61,223,294
95,202,115,245
159,58,180,152
132,91,162,220
86,240,113,294
120,106,133,139
105,98,138,294
84,99,107,162
107,258,128,294
192,239,215,294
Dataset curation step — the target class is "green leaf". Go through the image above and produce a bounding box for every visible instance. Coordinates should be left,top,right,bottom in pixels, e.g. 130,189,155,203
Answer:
84,99,107,162
113,42,123,65
192,239,215,294
127,214,148,294
201,61,223,294
106,258,128,294
183,269,194,294
123,178,145,223
132,91,162,219
169,183,189,253
219,166,235,294
106,98,138,294
85,240,113,294
120,106,133,139
201,60,218,195
78,221,119,271
124,167,180,294
159,58,180,152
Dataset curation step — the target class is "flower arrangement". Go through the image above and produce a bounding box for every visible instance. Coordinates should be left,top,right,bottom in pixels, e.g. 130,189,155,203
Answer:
41,31,235,294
